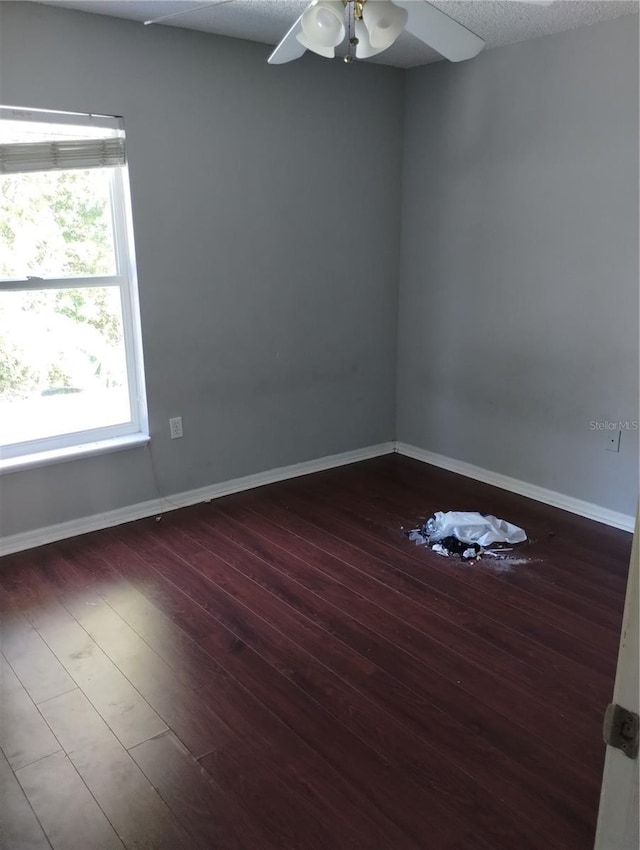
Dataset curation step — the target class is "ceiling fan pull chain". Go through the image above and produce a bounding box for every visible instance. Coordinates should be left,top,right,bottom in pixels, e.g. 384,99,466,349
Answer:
345,0,355,63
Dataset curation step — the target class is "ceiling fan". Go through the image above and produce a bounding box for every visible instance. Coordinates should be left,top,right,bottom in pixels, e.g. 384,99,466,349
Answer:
268,0,486,65
144,0,555,66
269,0,556,65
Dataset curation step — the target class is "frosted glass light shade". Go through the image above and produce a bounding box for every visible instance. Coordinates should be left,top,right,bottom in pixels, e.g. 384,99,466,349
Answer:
354,19,385,58
300,0,346,51
295,32,336,57
362,0,408,50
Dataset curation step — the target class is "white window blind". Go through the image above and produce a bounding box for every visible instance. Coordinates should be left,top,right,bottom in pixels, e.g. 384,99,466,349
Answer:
0,106,125,174
0,136,126,174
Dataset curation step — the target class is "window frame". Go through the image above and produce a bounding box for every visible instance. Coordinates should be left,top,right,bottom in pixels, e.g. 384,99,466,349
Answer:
0,110,149,469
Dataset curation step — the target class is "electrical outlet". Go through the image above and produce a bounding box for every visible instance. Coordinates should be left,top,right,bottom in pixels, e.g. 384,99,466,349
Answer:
169,416,183,440
605,429,621,452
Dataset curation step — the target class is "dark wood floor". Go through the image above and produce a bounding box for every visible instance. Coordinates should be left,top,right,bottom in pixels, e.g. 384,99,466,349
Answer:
0,454,632,849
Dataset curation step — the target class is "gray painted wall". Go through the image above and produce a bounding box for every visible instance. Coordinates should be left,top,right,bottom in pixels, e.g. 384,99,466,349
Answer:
1,5,637,539
396,15,639,515
0,2,403,536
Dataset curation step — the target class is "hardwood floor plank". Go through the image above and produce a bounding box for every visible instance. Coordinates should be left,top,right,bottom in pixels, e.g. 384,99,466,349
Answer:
116,535,460,846
40,650,355,850
38,688,191,849
0,655,61,771
70,737,190,850
195,571,545,850
38,689,112,754
66,564,396,848
197,736,353,850
98,535,425,848
60,588,223,758
91,553,417,850
0,751,51,850
25,598,168,749
129,732,278,850
0,553,57,604
90,555,211,642
0,594,76,705
16,751,124,850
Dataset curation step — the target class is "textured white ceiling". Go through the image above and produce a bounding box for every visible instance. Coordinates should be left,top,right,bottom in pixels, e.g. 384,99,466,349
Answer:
32,0,639,67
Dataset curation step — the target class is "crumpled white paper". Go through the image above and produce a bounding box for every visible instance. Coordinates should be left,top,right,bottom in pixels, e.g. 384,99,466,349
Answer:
425,511,527,548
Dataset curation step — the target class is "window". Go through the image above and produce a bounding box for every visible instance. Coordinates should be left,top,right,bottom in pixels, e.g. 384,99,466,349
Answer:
0,106,148,470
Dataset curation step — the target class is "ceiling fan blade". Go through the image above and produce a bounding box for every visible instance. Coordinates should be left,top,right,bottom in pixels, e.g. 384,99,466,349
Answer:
144,0,233,27
268,7,309,64
394,1,485,62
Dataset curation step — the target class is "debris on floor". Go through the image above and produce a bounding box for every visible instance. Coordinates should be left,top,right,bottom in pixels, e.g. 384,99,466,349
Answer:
405,511,527,562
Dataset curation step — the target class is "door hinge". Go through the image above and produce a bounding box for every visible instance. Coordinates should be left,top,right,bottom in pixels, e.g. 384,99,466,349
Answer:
603,703,639,759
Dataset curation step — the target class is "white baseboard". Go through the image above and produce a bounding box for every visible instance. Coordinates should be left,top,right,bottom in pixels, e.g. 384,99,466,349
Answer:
395,442,635,533
0,442,395,557
2,439,632,557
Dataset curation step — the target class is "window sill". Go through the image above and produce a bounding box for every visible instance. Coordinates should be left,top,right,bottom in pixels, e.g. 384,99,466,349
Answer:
0,433,150,475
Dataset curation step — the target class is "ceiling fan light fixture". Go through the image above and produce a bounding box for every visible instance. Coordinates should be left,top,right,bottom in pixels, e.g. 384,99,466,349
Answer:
295,31,338,57
299,0,346,53
362,0,408,50
295,32,336,57
354,18,385,59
